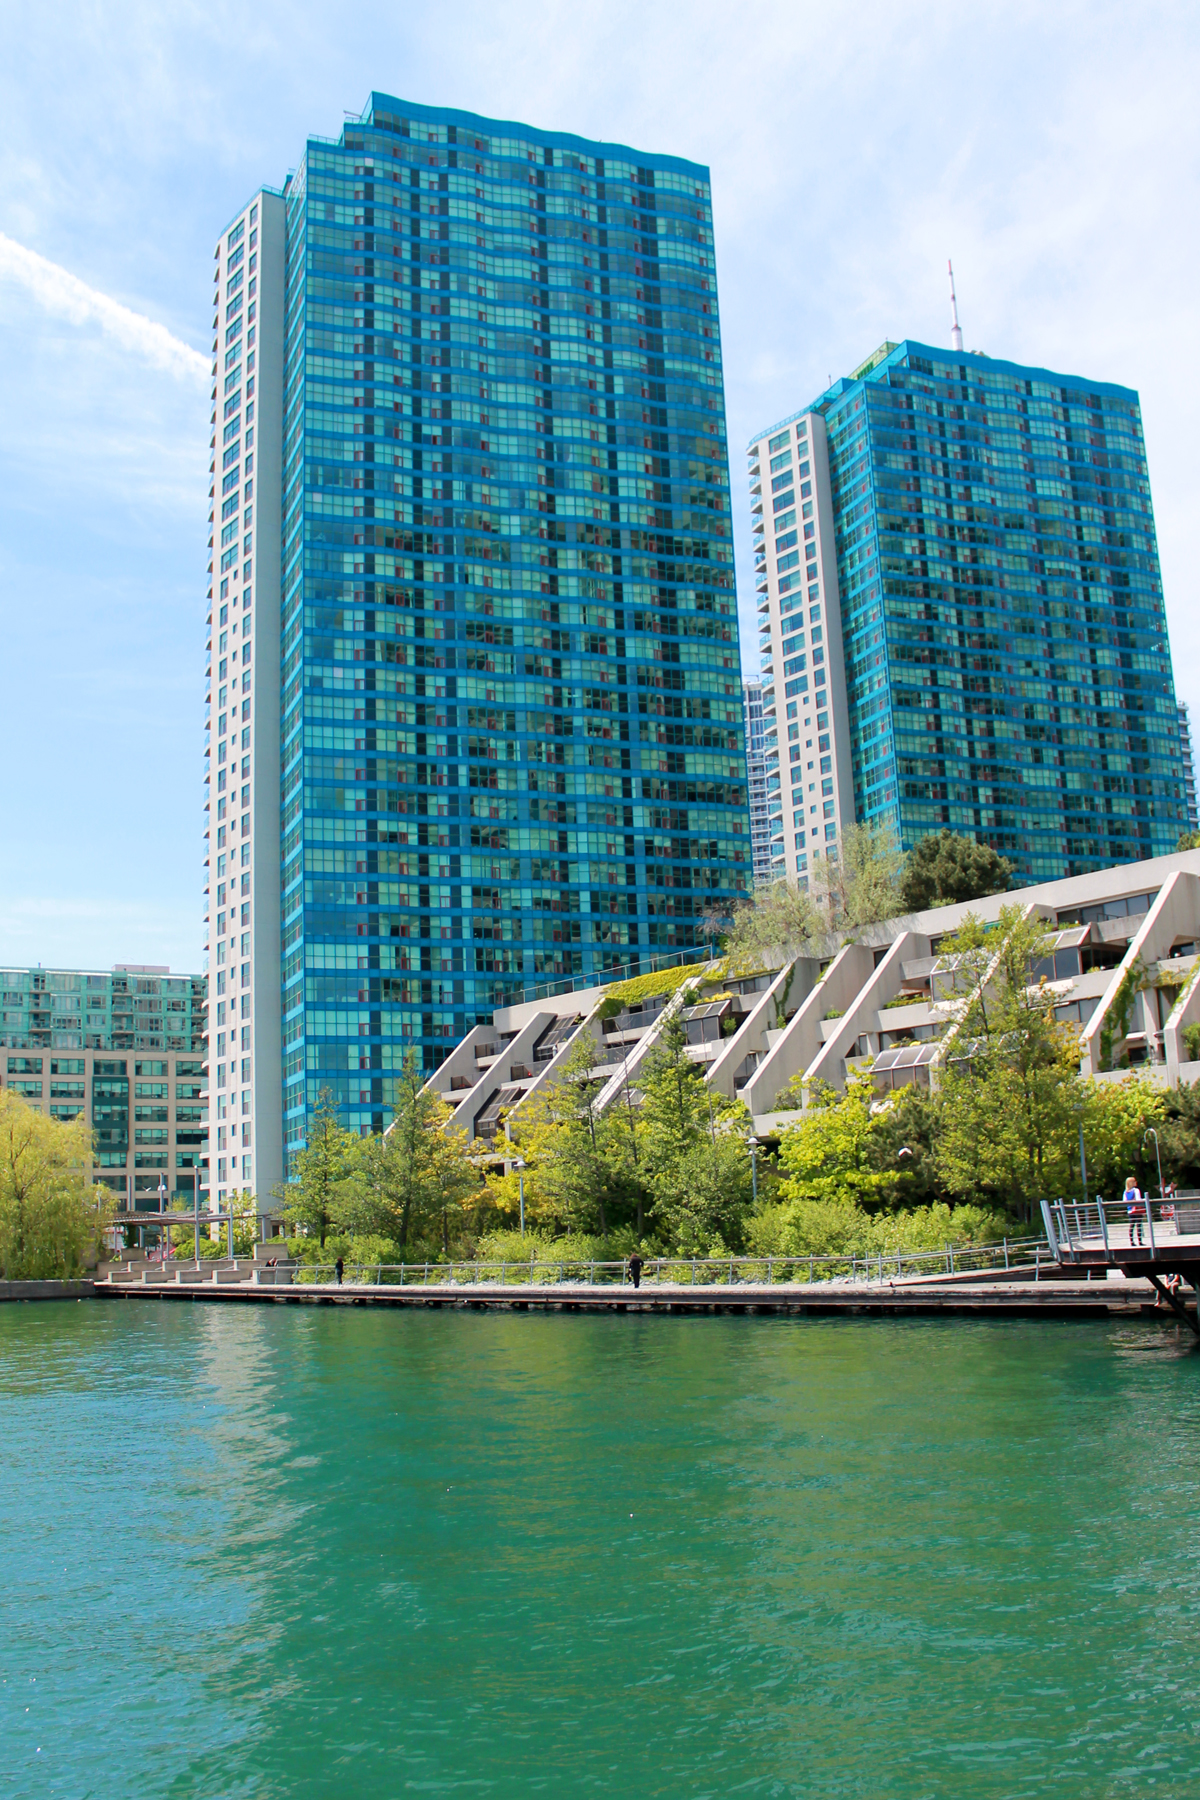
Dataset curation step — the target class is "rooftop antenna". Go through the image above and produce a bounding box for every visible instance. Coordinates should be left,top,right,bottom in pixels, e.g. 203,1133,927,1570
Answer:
948,259,964,353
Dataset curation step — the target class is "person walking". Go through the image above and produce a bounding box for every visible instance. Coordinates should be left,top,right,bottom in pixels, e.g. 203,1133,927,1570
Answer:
1123,1176,1145,1246
628,1251,645,1291
335,1255,345,1286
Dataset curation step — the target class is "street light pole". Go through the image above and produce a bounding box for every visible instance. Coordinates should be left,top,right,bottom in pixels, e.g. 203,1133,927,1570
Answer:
748,1136,759,1207
513,1157,526,1236
1144,1127,1165,1208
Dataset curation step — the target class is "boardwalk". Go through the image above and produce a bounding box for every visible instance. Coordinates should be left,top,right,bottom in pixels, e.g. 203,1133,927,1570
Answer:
95,1274,1163,1323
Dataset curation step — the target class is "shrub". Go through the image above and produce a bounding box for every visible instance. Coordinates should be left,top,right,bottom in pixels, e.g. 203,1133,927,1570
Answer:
746,1198,1009,1260
475,1226,647,1266
600,965,698,1005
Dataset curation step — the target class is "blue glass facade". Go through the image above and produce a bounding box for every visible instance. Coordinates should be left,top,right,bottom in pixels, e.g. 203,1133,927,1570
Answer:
272,97,746,1163
807,340,1185,882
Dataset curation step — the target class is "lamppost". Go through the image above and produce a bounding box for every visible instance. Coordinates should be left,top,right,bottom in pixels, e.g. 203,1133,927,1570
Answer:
1144,1127,1165,1209
513,1157,526,1236
747,1136,759,1207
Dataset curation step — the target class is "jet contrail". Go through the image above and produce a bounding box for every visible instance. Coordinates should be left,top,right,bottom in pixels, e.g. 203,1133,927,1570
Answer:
0,231,209,383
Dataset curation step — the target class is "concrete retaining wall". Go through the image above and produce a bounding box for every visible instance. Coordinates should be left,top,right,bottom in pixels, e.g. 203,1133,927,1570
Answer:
0,1279,96,1302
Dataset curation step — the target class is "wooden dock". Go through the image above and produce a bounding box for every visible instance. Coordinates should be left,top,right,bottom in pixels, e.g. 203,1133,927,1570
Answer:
93,1275,1170,1323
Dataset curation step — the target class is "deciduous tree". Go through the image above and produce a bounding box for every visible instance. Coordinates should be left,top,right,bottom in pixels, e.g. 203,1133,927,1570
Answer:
502,1034,645,1238
777,1070,910,1209
0,1091,105,1279
933,908,1086,1211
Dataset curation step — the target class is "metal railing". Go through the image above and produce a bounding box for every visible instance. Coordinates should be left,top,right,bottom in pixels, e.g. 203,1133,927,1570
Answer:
287,1238,1049,1290
1043,1191,1200,1260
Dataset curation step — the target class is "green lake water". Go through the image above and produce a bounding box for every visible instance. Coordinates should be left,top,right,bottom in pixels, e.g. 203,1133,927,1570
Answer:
2,1303,1200,1799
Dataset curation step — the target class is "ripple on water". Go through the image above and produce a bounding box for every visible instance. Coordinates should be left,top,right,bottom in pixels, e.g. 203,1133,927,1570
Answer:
2,1304,1199,1799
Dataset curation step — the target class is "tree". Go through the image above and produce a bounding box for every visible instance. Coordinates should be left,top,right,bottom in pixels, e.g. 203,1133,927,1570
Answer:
0,1090,106,1279
933,907,1086,1212
810,822,906,931
1154,1080,1200,1188
758,1070,1010,1258
899,830,1014,913
1176,830,1200,852
276,1089,361,1246
777,1070,912,1209
723,881,821,971
504,1034,646,1239
1080,1077,1164,1201
228,1188,260,1256
863,1078,945,1209
334,1055,479,1255
638,1013,752,1249
722,823,905,972
648,1134,755,1254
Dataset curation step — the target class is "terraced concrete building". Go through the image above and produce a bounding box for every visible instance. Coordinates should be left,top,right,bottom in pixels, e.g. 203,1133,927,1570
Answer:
424,848,1200,1136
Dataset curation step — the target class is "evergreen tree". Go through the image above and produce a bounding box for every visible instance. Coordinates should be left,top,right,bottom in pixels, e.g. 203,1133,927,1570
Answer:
899,830,1014,913
276,1088,360,1247
638,1013,752,1249
1155,1080,1200,1187
332,1054,479,1254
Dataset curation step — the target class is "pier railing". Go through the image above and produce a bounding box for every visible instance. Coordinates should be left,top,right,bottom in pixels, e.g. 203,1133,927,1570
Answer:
1042,1191,1200,1260
290,1238,1049,1290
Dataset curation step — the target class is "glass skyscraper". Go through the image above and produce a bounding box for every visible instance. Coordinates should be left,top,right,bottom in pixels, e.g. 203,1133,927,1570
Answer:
204,95,747,1203
748,340,1185,889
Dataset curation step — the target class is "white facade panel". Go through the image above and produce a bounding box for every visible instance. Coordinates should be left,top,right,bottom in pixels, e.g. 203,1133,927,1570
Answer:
205,190,286,1213
747,412,854,886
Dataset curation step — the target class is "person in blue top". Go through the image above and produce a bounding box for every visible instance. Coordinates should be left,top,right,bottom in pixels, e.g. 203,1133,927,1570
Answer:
1123,1175,1145,1246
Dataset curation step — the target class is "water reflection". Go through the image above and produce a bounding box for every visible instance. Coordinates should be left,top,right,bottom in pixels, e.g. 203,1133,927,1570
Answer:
2,1306,1199,1798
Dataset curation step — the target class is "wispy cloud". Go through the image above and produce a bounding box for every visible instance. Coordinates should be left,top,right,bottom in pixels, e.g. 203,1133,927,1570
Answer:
0,231,208,382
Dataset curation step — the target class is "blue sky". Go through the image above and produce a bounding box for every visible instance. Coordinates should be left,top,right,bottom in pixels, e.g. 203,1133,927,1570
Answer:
1,0,1197,973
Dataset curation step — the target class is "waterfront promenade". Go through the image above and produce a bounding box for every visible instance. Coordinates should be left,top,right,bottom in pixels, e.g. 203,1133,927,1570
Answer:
92,1270,1163,1323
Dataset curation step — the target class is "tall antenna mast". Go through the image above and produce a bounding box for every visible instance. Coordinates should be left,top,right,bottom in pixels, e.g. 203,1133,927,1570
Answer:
948,259,964,352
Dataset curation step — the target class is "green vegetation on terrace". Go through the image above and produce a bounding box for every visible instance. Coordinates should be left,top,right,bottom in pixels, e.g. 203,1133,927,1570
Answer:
722,824,1011,972
598,964,699,1005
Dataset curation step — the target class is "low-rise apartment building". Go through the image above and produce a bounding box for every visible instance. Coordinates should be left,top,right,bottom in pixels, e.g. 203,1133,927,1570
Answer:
419,848,1200,1136
0,964,208,1209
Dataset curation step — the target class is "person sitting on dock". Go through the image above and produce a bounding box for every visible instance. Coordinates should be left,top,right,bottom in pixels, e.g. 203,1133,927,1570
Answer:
1124,1175,1146,1246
